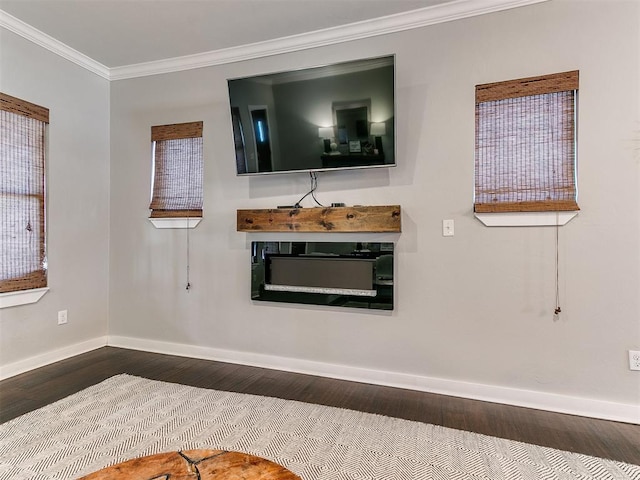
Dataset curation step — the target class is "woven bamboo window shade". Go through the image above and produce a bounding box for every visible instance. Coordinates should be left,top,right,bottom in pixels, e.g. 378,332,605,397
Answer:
150,121,203,218
474,71,580,213
0,93,49,294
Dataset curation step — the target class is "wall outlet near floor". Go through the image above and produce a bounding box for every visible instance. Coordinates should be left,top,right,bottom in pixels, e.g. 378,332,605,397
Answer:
57,310,68,325
629,350,640,371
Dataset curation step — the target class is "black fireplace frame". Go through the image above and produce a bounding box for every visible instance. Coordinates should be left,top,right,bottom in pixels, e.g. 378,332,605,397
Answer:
251,241,394,310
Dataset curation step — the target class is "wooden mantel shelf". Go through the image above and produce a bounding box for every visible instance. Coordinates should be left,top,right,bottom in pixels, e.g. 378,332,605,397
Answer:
237,205,401,233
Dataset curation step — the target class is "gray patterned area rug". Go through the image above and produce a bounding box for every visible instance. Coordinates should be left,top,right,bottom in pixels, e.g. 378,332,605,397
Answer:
0,374,638,480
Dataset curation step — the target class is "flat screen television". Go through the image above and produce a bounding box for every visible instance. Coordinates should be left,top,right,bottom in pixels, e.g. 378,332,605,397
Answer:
228,55,395,175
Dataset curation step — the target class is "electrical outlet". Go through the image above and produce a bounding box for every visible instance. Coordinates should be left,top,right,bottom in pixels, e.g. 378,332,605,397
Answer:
629,350,640,371
57,310,68,325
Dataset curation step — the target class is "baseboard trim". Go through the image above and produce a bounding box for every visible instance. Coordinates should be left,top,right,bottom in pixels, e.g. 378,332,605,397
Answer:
0,336,108,380
108,336,639,425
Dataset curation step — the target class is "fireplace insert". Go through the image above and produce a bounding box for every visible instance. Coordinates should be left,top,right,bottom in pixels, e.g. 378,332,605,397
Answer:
251,241,394,310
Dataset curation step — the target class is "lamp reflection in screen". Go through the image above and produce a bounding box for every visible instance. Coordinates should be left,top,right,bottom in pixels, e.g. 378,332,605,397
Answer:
370,122,386,155
318,127,334,154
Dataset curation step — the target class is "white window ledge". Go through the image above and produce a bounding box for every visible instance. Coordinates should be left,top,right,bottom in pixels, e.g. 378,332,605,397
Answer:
149,217,202,229
475,211,578,227
0,287,49,309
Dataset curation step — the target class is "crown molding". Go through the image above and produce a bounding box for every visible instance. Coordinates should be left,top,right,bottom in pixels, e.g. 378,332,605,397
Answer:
109,0,548,80
0,9,110,80
2,0,549,82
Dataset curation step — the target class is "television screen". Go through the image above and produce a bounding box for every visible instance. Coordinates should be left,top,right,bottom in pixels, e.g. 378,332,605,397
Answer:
228,55,395,175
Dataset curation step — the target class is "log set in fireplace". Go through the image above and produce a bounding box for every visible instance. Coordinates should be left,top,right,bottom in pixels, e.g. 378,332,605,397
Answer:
251,241,394,310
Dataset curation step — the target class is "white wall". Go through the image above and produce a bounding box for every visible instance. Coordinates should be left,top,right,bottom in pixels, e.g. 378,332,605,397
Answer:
1,0,637,421
0,29,110,373
108,0,640,420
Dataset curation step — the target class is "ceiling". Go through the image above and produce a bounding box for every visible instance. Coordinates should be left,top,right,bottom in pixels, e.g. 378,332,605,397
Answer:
0,0,455,69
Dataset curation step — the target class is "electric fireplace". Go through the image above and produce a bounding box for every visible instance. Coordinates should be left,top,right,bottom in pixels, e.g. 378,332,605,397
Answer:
251,241,394,310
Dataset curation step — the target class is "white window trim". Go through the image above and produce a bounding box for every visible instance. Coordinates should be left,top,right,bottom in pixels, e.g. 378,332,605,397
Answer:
149,217,202,229
475,211,578,227
0,287,49,309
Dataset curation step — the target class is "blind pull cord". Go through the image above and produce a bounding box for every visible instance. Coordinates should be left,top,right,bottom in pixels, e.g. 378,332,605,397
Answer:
186,148,192,292
186,219,191,291
554,222,561,315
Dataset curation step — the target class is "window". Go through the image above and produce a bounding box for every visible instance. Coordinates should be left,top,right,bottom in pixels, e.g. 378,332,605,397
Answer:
474,71,579,214
0,93,48,295
150,121,203,219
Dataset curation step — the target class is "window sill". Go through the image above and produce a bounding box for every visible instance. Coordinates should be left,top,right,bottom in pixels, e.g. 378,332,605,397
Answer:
0,287,49,309
149,217,202,229
475,211,578,227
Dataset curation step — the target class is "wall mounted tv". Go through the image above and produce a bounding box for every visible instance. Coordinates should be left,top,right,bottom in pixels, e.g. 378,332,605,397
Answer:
228,55,395,175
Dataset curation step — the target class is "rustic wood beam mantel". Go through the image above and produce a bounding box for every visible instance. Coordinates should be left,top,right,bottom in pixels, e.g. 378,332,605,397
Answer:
237,205,401,233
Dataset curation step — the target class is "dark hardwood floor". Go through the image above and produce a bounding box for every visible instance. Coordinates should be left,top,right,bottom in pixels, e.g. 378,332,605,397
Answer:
1,346,638,465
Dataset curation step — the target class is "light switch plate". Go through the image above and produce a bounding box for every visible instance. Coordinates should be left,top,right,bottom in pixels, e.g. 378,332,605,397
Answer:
443,219,454,237
630,350,640,371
